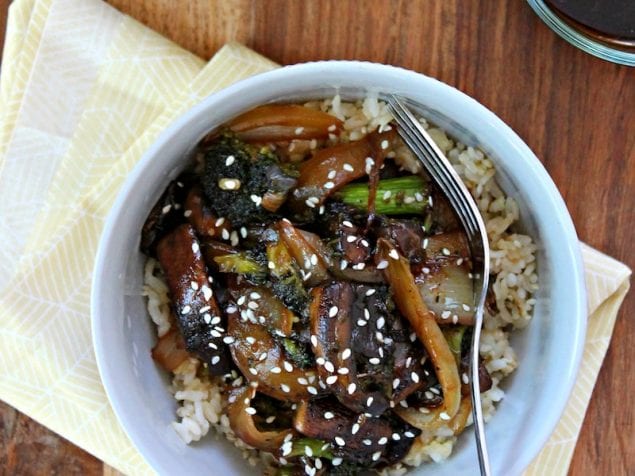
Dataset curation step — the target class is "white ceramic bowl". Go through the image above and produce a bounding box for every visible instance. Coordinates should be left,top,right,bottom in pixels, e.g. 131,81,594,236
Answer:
92,62,586,476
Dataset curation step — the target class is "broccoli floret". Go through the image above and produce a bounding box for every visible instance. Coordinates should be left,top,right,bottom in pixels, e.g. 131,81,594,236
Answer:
202,134,298,226
266,240,310,316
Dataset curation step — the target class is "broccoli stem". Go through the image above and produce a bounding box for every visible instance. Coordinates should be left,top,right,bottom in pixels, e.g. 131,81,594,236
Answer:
213,252,266,279
287,438,333,459
336,176,428,215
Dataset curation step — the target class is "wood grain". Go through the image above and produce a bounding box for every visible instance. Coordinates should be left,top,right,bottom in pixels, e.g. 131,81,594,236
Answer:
1,0,633,474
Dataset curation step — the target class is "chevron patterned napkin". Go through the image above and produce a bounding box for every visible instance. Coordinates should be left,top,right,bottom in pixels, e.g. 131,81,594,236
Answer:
0,0,631,474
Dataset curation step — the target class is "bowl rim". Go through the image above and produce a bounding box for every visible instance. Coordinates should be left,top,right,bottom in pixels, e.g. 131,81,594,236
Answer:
91,60,587,475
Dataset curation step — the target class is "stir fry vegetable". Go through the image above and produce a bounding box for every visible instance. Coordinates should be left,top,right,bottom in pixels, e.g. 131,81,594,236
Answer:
141,102,493,474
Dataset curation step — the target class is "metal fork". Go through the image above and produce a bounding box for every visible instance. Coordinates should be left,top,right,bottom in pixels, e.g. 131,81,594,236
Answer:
387,94,491,476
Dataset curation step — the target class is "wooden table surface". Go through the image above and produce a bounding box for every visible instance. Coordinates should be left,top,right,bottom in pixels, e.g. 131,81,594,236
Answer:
1,0,633,475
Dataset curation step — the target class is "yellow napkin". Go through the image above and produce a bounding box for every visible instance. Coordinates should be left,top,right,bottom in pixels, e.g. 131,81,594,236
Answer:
0,0,630,475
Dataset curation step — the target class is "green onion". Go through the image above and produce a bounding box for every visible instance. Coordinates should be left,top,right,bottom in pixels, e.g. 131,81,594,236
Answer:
336,176,428,215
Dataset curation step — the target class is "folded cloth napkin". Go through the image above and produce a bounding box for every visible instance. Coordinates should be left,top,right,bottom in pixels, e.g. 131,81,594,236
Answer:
0,0,630,474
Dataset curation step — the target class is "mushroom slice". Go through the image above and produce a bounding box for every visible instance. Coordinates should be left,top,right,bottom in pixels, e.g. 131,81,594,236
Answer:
294,398,421,466
156,224,231,375
309,283,389,416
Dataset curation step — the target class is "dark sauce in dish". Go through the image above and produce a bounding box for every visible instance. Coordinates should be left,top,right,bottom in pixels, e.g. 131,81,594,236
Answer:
546,0,635,50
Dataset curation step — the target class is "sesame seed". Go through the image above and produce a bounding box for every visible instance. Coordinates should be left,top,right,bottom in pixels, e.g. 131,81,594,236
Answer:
191,242,200,254
442,247,451,256
382,190,392,200
265,415,276,424
341,348,352,360
353,262,366,270
305,198,316,208
211,316,221,325
280,383,291,393
281,441,292,456
363,439,372,446
378,437,388,445
283,361,293,372
441,310,451,319
221,229,230,240
246,336,256,344
181,305,191,314
428,195,434,206
208,342,218,350
367,396,374,407
440,411,451,421
324,361,335,373
326,375,338,385
310,254,318,266
343,163,354,172
415,192,424,202
357,319,367,326
403,196,415,204
392,433,401,441
250,194,262,206
369,357,380,365
360,239,369,247
388,249,399,260
327,170,337,179
376,260,389,269
347,383,357,394
316,357,325,366
310,335,318,347
338,367,349,375
324,181,335,189
223,336,235,344
259,352,267,361
457,257,464,266
346,235,357,243
267,261,275,270
377,317,385,329
247,301,259,310
271,367,282,374
411,372,420,383
307,386,318,395
332,457,343,466
295,127,304,135
215,217,225,227
225,155,235,166
365,157,375,174
161,204,172,214
237,296,246,305
245,407,257,415
203,314,211,324
365,288,376,296
328,306,338,318
462,373,469,384
184,209,192,217
381,139,389,150
219,178,241,190
210,330,222,338
423,238,429,249
202,285,212,301
240,227,248,238
422,267,430,274
342,220,353,228
298,377,308,385
249,368,258,375
323,411,335,420
190,281,199,291
335,436,345,446
405,431,416,438
364,309,370,320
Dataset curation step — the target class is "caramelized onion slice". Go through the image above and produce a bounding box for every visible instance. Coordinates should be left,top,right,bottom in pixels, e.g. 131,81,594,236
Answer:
227,307,321,401
229,105,343,142
397,396,472,435
227,385,293,452
376,238,461,418
151,328,190,372
277,220,330,286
